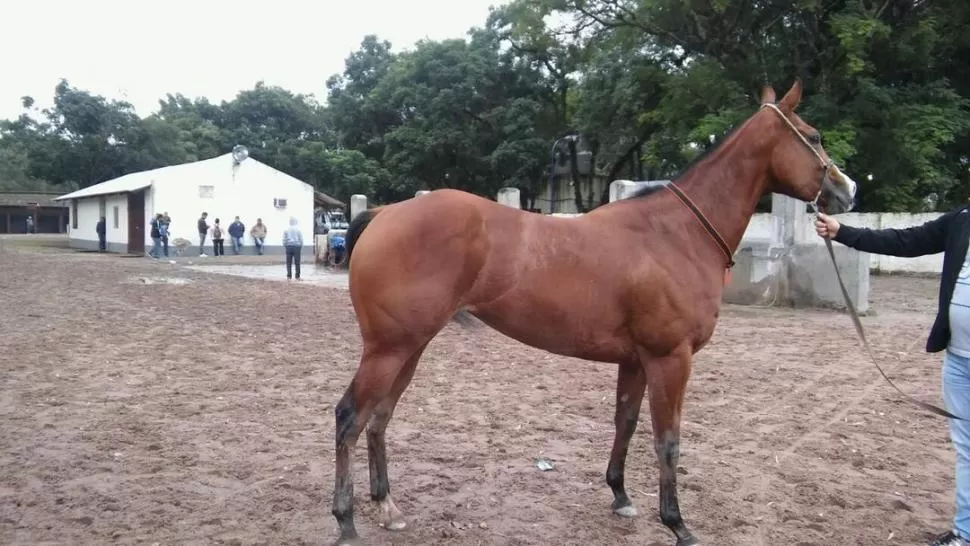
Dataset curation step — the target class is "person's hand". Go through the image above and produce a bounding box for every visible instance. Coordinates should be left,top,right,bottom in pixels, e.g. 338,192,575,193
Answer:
815,212,841,239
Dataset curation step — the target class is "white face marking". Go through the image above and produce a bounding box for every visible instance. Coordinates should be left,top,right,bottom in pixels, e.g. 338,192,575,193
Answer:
833,165,858,199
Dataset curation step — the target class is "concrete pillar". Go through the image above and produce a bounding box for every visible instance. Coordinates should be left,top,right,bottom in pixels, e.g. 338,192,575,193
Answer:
609,180,639,202
770,193,802,247
314,233,329,264
350,194,368,220
415,190,430,198
497,187,521,209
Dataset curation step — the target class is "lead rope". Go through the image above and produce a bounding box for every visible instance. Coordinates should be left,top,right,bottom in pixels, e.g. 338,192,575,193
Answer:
806,199,969,421
768,98,970,420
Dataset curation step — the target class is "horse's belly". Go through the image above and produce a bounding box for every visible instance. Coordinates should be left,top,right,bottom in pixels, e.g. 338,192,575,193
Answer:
468,301,634,363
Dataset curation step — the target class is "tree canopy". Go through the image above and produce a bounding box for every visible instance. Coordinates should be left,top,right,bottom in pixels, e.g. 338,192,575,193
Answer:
2,0,968,212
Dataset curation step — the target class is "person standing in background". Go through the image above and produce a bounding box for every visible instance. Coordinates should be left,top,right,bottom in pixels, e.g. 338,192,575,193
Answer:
149,213,163,259
211,218,225,257
282,217,303,280
160,212,172,257
228,216,245,254
197,212,209,257
250,218,267,255
96,216,106,251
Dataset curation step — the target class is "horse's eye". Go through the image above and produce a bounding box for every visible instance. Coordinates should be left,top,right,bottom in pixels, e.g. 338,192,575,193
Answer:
809,133,822,145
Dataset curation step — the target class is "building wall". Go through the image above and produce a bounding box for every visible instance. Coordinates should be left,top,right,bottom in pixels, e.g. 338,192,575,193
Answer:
68,194,130,253
151,161,315,254
107,194,130,248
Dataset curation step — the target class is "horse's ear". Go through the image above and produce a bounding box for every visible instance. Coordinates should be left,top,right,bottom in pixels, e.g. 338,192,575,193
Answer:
778,79,803,113
760,86,776,105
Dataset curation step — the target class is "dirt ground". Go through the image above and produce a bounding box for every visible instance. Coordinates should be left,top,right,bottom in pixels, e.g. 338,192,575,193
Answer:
0,235,958,545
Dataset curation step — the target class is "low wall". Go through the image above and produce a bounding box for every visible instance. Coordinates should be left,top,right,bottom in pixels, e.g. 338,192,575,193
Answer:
723,240,870,313
745,211,943,275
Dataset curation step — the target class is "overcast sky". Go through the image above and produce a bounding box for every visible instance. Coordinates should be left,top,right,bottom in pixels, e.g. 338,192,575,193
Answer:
0,0,509,121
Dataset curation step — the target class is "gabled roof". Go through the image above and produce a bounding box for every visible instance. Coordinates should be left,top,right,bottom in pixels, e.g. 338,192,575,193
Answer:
53,152,313,202
53,171,153,201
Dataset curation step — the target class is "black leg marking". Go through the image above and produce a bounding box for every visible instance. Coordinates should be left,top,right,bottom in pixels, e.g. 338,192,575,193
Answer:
657,431,696,546
334,381,358,446
606,362,646,517
332,382,360,544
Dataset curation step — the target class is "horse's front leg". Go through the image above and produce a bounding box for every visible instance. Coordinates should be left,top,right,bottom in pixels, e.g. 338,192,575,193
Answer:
642,345,698,546
606,359,647,517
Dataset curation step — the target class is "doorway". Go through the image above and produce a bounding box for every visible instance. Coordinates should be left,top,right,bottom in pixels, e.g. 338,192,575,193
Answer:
127,191,145,254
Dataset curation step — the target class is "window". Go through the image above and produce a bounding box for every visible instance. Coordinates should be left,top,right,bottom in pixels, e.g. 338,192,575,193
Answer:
113,206,119,229
72,200,78,229
199,185,215,199
98,197,106,218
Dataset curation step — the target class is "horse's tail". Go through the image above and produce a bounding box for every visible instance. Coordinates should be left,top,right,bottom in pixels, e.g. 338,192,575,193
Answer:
344,206,384,267
344,203,481,329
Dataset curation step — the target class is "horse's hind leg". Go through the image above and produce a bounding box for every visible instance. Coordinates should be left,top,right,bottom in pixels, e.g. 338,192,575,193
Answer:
366,342,429,531
642,345,698,546
331,344,424,545
606,359,647,517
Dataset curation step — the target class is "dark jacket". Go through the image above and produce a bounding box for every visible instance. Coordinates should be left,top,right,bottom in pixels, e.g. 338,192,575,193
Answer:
833,205,970,353
228,221,245,238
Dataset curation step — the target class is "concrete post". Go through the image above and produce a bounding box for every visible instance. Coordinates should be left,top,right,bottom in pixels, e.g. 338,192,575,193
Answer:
497,187,521,209
609,180,638,202
350,194,368,220
608,180,671,202
415,190,430,198
770,193,802,247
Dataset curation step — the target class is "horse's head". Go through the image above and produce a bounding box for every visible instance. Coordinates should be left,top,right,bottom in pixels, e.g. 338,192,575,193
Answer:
759,80,857,215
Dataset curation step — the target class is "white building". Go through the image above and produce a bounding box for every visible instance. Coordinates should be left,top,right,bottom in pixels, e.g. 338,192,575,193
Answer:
54,150,318,256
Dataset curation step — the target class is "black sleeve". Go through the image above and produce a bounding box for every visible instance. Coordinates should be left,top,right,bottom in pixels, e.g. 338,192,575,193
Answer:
832,209,959,257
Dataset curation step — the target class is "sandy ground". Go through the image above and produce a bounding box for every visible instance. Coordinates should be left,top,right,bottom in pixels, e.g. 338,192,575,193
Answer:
0,235,957,545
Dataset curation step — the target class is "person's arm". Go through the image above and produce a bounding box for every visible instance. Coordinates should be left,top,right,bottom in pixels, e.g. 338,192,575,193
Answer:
829,209,958,257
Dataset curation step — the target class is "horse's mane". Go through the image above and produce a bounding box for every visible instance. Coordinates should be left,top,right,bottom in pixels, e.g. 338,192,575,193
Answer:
628,117,748,201
627,184,668,199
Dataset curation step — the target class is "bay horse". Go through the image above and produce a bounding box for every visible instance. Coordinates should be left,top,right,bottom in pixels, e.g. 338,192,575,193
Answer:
330,80,858,545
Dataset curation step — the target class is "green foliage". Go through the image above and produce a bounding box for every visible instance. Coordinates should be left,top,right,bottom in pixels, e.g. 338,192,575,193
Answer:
2,0,969,213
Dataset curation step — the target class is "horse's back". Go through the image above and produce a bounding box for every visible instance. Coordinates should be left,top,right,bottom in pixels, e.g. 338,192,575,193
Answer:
347,190,499,322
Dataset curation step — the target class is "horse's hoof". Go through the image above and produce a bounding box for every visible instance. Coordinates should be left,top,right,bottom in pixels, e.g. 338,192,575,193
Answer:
613,505,638,518
676,535,699,546
381,520,407,531
378,496,407,532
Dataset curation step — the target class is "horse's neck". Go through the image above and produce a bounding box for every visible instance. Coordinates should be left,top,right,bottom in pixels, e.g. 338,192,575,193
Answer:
672,135,770,256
